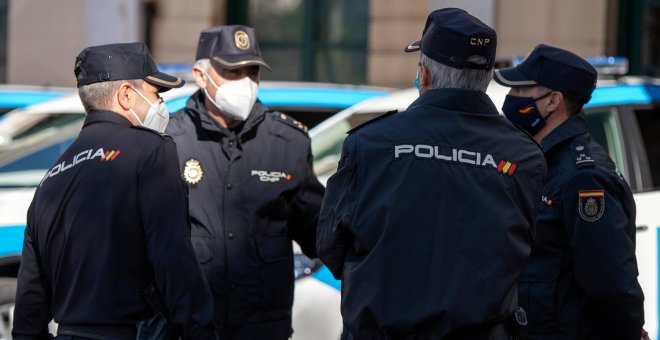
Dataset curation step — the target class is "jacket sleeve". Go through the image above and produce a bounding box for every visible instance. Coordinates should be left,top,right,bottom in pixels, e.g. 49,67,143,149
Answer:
561,170,644,337
139,140,217,339
12,202,53,340
288,142,325,258
316,134,358,279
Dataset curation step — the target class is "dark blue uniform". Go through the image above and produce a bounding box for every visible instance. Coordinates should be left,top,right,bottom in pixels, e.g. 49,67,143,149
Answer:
518,112,644,339
318,89,547,339
13,111,216,339
166,91,324,340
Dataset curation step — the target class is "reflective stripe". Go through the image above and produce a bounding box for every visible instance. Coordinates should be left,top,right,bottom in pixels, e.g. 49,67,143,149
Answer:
494,70,537,86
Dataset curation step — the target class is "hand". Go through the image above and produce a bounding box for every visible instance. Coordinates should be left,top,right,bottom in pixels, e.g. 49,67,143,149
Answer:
641,328,650,340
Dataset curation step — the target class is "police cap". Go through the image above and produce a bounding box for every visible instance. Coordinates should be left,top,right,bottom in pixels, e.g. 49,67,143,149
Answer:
404,8,497,70
195,25,271,71
494,44,598,104
74,42,184,92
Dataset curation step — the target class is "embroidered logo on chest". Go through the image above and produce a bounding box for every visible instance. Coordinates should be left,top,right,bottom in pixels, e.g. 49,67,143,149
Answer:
251,170,292,183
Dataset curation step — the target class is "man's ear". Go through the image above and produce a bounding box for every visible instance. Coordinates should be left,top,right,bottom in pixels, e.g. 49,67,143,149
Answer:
192,66,208,89
117,82,134,111
420,65,431,89
546,91,563,113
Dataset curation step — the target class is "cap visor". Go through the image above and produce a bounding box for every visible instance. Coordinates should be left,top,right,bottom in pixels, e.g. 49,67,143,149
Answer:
211,56,272,72
404,40,421,53
493,68,537,87
145,71,185,92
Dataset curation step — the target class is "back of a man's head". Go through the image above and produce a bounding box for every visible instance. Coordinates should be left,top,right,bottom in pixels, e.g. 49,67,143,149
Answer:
405,8,497,92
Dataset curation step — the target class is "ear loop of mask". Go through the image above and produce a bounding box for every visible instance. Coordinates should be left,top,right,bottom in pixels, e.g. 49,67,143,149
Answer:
535,91,555,120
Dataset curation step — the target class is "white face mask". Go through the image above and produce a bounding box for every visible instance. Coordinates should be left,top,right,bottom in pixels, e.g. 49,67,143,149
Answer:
202,70,258,121
128,86,170,133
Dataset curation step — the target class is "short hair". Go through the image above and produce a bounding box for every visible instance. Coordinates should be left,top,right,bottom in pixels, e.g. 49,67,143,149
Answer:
194,59,211,72
562,93,584,114
420,53,492,92
78,79,143,112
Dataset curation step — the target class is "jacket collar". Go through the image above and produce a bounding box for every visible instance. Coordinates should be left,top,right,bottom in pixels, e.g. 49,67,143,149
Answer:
83,110,133,128
409,88,499,115
540,112,589,154
185,89,266,137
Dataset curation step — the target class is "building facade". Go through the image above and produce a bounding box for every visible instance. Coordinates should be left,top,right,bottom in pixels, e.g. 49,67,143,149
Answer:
2,0,658,88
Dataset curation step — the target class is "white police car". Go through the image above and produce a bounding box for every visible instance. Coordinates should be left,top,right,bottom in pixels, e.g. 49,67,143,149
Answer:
310,59,660,338
0,82,390,340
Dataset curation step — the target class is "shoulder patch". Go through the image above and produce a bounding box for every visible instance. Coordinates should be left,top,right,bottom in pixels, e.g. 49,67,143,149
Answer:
130,125,169,139
272,111,308,134
570,144,594,168
578,189,605,222
348,110,398,134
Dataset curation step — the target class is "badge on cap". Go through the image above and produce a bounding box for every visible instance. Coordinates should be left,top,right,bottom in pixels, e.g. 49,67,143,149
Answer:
183,158,204,185
578,190,605,222
235,31,250,50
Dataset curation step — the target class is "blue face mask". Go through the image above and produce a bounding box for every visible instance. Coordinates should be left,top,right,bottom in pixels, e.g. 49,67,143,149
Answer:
502,92,553,136
413,70,420,89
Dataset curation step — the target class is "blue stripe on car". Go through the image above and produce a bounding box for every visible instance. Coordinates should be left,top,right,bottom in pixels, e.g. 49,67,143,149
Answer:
312,265,341,291
0,225,26,257
0,91,68,109
586,85,657,108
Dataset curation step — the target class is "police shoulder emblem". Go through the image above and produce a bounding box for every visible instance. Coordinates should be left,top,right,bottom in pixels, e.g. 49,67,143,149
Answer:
183,158,204,185
234,31,250,50
578,189,605,222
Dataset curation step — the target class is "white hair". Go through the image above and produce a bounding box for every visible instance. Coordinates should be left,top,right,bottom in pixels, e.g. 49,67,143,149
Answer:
78,79,143,112
194,59,211,72
420,53,492,92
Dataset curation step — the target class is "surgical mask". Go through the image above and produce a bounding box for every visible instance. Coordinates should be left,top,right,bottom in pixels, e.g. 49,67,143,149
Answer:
202,71,258,121
128,87,170,133
501,92,553,136
413,70,420,89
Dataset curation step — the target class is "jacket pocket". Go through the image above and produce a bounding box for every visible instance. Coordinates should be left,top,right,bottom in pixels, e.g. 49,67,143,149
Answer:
258,235,291,263
518,255,561,332
190,236,214,264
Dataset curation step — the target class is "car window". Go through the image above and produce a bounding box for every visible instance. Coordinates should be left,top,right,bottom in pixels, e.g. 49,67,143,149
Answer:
633,103,660,190
0,137,75,187
311,111,383,181
585,108,627,177
12,113,85,141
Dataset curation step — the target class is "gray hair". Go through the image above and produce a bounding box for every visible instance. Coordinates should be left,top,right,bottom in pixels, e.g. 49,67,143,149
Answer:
78,79,143,112
420,53,492,92
194,59,211,72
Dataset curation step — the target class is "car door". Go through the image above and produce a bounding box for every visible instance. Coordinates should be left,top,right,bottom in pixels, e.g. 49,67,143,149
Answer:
586,99,660,338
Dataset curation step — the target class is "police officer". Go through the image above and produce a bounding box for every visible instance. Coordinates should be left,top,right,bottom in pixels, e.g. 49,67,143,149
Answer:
12,43,217,339
317,8,546,339
165,26,324,340
494,44,645,339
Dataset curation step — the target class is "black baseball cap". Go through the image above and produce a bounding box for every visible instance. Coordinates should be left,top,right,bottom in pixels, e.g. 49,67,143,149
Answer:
195,25,271,71
404,8,497,70
74,42,183,92
494,44,597,104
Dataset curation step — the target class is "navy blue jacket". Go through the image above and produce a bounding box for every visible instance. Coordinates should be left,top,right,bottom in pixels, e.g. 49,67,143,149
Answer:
166,91,324,340
518,112,644,339
13,111,216,339
318,88,547,339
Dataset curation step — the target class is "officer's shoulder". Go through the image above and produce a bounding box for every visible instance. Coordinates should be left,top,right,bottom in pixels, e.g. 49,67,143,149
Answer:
567,140,596,169
347,110,399,134
269,111,309,136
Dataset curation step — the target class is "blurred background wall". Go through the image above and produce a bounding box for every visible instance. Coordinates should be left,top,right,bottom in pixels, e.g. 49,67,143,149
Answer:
1,0,658,88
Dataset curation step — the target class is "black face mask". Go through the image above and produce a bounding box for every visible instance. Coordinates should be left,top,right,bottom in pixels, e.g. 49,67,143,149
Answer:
502,91,553,136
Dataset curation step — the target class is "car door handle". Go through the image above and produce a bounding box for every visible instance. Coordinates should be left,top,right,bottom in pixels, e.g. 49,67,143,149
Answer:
636,225,648,232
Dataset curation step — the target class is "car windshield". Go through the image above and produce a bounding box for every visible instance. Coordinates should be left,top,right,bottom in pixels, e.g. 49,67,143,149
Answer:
0,137,75,187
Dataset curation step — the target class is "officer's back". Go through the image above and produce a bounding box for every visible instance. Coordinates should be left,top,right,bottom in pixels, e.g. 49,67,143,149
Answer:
13,43,217,339
317,9,546,339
